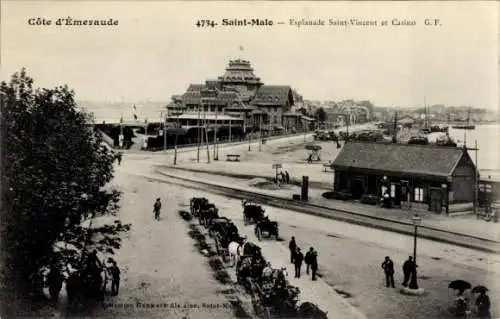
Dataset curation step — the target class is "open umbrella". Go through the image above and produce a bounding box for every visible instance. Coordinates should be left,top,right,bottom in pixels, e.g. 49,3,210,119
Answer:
448,280,472,291
305,144,322,151
472,285,489,294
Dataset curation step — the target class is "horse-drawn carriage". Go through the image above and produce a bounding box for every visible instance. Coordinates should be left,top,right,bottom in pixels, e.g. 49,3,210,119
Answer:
236,252,305,319
189,197,219,226
208,217,242,258
242,200,266,225
190,197,209,217
254,218,279,241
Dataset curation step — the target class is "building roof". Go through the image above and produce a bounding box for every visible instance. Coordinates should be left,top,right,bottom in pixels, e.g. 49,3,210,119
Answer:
283,111,302,117
187,84,206,92
251,85,293,106
332,142,472,179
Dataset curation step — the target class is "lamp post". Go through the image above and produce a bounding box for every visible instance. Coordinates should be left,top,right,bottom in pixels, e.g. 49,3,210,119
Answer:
409,214,422,290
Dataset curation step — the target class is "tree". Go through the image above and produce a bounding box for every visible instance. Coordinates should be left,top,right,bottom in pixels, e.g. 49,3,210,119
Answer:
0,69,130,313
315,107,327,122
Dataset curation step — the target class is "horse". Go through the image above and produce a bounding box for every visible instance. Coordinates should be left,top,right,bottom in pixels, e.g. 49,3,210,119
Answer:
228,237,247,267
276,173,284,185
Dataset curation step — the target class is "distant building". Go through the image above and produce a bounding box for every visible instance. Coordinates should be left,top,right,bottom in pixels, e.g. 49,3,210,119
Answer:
167,59,311,133
332,142,477,214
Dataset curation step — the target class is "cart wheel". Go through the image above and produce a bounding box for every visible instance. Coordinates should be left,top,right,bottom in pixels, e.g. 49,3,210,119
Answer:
256,227,262,241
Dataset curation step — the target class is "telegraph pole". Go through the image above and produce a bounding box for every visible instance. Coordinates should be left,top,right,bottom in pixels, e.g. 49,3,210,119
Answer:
163,111,167,151
197,103,201,162
173,113,180,165
213,105,218,160
474,139,478,216
204,106,210,163
259,115,262,152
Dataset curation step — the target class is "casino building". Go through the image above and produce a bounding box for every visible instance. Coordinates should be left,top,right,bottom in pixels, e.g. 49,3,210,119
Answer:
166,59,311,135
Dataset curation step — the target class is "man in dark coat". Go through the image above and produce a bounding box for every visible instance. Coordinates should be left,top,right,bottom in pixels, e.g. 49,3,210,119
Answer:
381,256,395,288
153,198,162,220
289,236,297,264
309,248,318,281
116,152,122,165
47,265,64,302
476,291,491,319
109,260,121,296
402,256,414,287
294,248,304,278
305,247,314,275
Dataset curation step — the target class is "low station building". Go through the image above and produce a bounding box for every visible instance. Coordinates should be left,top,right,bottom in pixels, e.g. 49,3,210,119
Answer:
331,142,478,214
166,58,311,135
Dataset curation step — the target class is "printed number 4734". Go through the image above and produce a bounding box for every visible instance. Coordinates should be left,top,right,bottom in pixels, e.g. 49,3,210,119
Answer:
196,20,216,27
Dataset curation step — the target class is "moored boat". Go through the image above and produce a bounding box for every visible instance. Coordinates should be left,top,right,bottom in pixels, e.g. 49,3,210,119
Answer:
452,124,476,130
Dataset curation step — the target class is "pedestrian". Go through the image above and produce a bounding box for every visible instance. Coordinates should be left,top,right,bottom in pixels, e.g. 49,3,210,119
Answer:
294,248,304,278
305,247,313,275
116,152,122,165
476,290,491,319
310,247,318,281
381,256,395,288
153,198,162,220
47,265,64,303
285,171,290,184
307,153,313,164
109,260,121,296
288,236,297,264
402,256,414,287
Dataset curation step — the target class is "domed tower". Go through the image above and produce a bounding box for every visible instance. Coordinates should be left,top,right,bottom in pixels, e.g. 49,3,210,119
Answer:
217,59,263,100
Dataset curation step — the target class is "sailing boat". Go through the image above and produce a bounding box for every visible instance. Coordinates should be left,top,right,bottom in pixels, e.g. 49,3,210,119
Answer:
452,108,476,130
421,99,449,134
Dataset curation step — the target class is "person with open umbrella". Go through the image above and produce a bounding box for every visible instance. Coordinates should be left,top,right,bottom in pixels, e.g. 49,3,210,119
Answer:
473,286,491,319
449,280,472,317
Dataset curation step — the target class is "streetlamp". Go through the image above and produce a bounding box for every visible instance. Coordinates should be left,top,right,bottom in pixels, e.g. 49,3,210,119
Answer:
409,214,422,290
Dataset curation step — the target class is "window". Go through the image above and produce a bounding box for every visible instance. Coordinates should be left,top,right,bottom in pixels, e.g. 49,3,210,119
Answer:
414,188,424,202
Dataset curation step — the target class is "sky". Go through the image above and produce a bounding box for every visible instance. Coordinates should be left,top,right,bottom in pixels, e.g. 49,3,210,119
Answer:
1,1,499,109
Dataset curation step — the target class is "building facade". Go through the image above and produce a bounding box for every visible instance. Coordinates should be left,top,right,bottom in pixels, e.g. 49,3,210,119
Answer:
166,59,302,133
332,142,478,214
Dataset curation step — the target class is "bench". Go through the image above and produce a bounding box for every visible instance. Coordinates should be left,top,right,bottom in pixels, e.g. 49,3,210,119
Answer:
226,154,240,162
